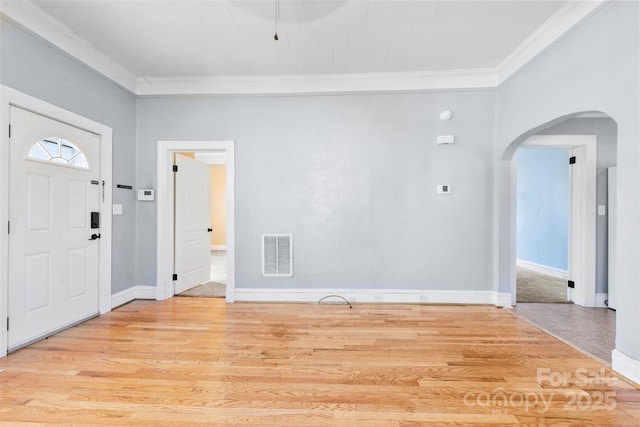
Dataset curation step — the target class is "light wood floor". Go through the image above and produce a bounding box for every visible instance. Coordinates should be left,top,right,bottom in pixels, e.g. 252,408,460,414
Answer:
1,298,639,426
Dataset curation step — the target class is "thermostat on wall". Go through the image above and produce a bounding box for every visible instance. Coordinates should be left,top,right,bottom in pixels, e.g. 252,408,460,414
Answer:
138,189,154,201
437,185,452,194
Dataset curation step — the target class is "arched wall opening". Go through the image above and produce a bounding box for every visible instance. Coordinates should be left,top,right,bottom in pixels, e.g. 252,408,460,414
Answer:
498,111,617,307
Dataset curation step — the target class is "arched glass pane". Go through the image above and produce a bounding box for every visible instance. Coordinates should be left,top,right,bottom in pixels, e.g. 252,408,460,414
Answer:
41,138,60,157
28,143,51,161
69,154,88,169
27,138,90,170
61,142,79,160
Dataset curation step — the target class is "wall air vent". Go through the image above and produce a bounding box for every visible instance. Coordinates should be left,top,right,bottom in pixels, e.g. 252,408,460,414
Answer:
262,234,293,277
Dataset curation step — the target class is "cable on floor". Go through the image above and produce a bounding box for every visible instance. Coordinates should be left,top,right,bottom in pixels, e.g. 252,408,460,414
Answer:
318,294,352,309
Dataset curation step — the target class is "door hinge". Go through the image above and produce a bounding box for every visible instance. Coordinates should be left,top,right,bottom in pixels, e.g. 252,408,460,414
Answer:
7,221,9,234
8,124,11,138
172,273,178,281
568,280,575,288
569,156,576,165
6,317,9,331
173,165,178,172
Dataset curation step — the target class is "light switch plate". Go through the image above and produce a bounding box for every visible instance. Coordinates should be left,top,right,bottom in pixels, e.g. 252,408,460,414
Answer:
598,205,606,216
112,204,123,215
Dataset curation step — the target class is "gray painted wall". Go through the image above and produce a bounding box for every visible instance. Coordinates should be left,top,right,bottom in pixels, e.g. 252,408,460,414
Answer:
538,117,617,294
495,1,639,360
2,0,638,370
0,17,138,294
136,91,496,290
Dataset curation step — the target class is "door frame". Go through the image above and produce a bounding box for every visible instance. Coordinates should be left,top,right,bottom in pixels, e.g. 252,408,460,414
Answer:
0,85,113,357
512,134,597,306
156,140,235,302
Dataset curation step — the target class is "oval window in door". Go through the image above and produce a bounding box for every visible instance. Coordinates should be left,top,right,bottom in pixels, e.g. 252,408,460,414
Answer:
27,137,90,170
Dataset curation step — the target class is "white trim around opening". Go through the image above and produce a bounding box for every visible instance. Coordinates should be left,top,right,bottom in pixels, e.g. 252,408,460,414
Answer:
512,134,597,307
156,140,235,303
0,85,113,358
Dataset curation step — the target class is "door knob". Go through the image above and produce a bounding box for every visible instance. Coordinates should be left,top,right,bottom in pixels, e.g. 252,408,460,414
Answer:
207,228,213,232
89,233,101,241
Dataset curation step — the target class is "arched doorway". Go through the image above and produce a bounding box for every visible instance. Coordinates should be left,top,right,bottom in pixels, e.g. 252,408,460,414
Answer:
499,111,618,362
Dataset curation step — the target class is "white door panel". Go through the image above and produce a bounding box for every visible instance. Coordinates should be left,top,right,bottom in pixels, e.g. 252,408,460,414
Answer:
25,253,51,312
8,106,100,350
175,154,211,294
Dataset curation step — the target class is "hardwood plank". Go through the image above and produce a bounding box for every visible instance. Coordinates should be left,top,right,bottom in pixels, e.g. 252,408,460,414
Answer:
1,298,639,425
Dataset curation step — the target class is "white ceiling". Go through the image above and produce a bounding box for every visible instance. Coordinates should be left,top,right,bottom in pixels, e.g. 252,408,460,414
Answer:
29,0,566,78
4,0,607,94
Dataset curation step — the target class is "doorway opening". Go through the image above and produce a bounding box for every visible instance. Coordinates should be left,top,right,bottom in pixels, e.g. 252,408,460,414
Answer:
515,146,571,303
203,152,228,291
156,141,235,302
511,135,613,362
504,114,619,364
511,134,597,307
174,151,228,298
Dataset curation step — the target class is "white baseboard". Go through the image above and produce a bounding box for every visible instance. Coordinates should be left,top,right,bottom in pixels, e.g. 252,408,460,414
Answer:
234,288,511,306
595,293,608,308
210,245,226,251
612,349,640,386
516,259,568,279
496,292,513,308
111,285,156,309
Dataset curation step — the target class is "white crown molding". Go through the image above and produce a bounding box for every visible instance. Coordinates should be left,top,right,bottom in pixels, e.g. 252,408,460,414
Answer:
495,0,608,85
136,69,497,96
1,0,607,96
0,0,138,93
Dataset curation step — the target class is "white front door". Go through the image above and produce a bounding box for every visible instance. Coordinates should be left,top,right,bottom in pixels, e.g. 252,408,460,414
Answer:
8,106,101,351
174,154,211,294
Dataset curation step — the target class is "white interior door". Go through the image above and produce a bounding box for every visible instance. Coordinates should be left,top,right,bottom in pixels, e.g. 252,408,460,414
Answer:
174,154,211,294
567,144,596,306
8,106,101,351
568,147,580,303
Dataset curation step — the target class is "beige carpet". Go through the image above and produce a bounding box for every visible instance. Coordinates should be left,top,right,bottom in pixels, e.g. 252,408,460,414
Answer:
516,267,569,303
177,281,226,298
